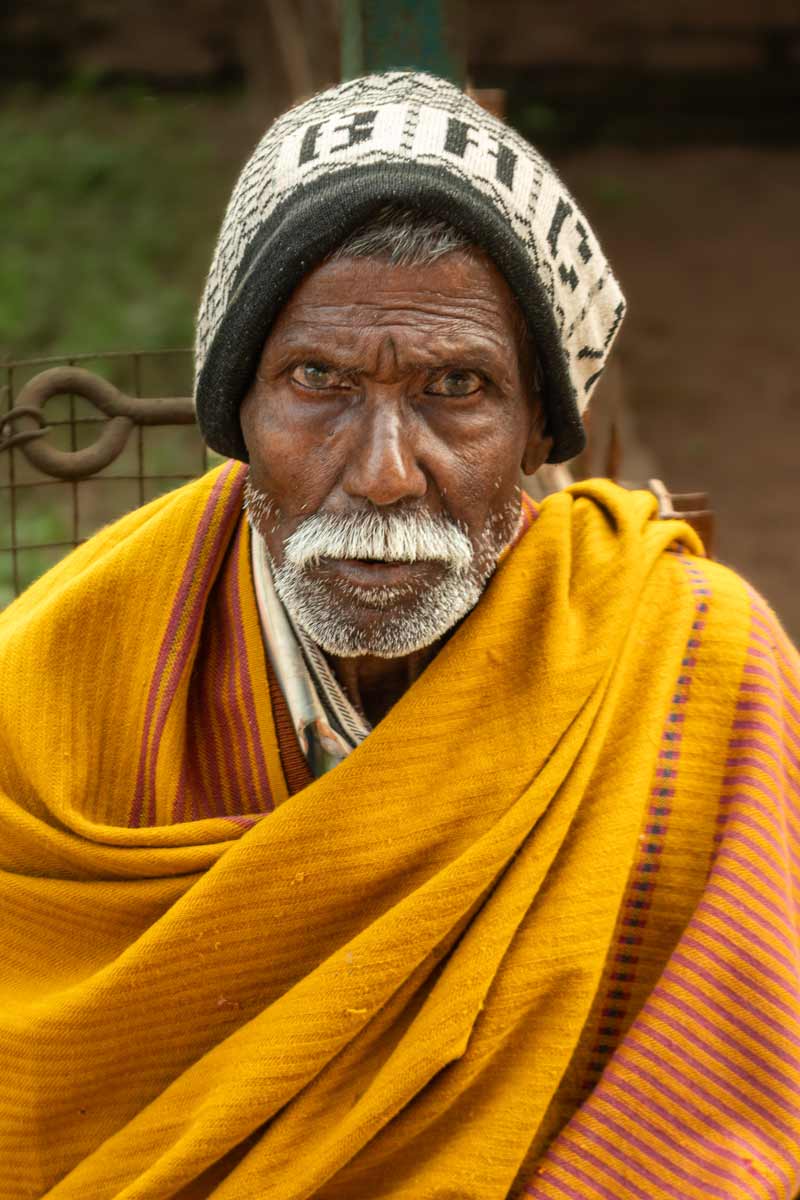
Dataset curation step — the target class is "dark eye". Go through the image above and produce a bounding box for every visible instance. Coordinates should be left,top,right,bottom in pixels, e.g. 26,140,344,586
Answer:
426,369,483,398
291,362,338,390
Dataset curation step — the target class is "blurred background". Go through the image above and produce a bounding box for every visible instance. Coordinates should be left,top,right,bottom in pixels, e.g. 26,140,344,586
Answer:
1,0,798,635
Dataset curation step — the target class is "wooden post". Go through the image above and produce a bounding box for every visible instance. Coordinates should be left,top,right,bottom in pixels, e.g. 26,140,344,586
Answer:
341,0,465,83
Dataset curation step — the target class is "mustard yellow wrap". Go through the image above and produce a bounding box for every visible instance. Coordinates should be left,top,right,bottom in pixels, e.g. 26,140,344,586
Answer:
0,463,730,1199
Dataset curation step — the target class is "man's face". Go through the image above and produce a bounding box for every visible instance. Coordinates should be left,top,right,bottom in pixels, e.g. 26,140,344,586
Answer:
240,248,552,657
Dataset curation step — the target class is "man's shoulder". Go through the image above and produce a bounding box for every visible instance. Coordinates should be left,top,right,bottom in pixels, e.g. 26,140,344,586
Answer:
662,549,797,677
0,465,244,641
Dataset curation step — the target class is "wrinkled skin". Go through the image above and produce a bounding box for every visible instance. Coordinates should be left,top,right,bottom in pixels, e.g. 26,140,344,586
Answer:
240,249,553,724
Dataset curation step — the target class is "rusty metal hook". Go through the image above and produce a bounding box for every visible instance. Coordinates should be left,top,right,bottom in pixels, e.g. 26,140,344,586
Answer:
8,367,196,480
0,404,50,454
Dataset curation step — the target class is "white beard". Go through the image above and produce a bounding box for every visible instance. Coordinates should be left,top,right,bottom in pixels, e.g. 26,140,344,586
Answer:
245,481,519,658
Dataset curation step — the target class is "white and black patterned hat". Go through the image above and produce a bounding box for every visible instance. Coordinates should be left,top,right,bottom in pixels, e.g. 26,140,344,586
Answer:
195,71,625,464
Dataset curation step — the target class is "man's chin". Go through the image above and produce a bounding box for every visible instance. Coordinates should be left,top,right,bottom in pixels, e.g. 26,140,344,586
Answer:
273,564,484,658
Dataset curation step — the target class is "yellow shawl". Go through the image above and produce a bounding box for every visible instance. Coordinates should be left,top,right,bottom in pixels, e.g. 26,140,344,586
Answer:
1,463,798,1199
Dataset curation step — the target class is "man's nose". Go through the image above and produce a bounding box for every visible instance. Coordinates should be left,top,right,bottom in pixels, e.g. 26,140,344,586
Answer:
342,400,427,506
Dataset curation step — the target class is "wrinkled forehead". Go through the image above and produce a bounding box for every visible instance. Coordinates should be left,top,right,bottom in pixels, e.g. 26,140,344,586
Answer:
260,251,532,376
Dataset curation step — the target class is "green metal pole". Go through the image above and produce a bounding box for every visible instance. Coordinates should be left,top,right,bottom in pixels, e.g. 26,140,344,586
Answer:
341,0,464,84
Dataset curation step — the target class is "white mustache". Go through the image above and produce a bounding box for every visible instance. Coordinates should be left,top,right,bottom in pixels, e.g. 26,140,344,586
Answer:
282,509,474,571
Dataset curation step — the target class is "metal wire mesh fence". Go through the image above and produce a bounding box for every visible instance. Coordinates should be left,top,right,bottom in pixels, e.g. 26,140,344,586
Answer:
0,349,220,606
1,348,715,610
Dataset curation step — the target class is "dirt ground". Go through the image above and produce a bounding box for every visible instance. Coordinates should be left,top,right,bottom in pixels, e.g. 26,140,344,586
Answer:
559,145,800,641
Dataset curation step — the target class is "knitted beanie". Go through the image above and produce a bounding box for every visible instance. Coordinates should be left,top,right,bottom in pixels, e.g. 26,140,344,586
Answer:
195,72,626,464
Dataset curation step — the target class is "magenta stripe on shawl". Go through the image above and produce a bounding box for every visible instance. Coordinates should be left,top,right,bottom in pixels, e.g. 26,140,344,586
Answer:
617,1044,797,1184
652,966,800,1075
141,468,243,826
586,1095,739,1199
594,1068,783,1199
220,524,260,812
644,998,800,1114
715,793,800,877
533,1145,654,1200
620,1028,800,1173
722,822,796,889
209,580,248,817
609,1035,799,1193
731,730,797,775
532,1152,652,1200
742,664,800,725
709,859,797,941
749,596,800,679
580,555,711,1089
742,682,800,736
666,944,800,1045
552,1121,697,1200
604,1045,795,1147
680,922,799,1011
726,750,785,793
227,520,274,814
731,718,800,778
705,873,800,955
143,472,245,824
198,602,235,820
131,463,243,826
527,588,800,1199
226,814,260,829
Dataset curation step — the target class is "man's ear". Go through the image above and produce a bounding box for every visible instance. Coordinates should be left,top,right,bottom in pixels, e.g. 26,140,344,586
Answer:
521,400,555,475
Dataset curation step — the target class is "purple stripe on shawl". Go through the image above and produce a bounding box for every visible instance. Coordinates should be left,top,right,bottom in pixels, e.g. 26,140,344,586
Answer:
743,662,800,715
681,921,799,1008
220,524,259,812
726,750,785,794
642,988,800,1108
227,522,274,814
731,718,800,779
558,1120,699,1200
652,966,800,1075
142,470,244,826
197,604,231,820
131,463,242,826
211,579,249,816
580,554,711,1091
721,823,796,891
527,1159,616,1200
734,729,786,768
617,1045,798,1187
532,1144,654,1200
620,1031,799,1182
597,1070,789,1199
715,795,800,877
709,860,798,944
528,588,800,1200
742,680,800,733
667,947,800,1046
749,598,800,690
143,473,246,824
225,814,260,829
589,1093,744,1199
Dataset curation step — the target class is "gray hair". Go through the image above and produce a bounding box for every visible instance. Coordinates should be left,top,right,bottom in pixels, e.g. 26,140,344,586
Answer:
328,204,471,267
327,204,544,392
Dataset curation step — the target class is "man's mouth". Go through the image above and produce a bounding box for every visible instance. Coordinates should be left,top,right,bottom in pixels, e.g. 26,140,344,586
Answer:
318,557,439,588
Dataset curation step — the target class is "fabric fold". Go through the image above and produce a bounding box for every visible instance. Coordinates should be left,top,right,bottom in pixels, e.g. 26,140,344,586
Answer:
2,465,796,1199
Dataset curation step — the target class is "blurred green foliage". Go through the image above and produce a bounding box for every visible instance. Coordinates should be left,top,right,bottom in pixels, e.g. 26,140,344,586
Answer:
0,87,234,361
0,87,239,604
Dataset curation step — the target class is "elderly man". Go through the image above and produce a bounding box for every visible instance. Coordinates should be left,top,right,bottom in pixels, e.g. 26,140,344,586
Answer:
1,73,798,1200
